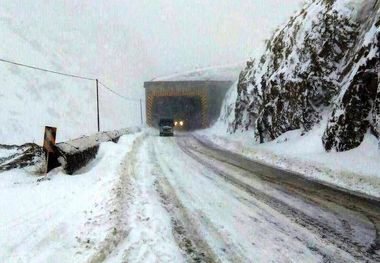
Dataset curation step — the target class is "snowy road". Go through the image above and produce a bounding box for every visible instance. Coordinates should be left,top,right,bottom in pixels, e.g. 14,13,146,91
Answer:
2,131,380,262
107,132,380,262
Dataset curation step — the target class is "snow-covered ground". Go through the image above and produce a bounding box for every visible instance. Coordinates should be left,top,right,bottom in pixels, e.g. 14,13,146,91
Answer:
104,133,185,263
103,131,377,262
197,118,380,199
0,132,143,263
1,130,379,262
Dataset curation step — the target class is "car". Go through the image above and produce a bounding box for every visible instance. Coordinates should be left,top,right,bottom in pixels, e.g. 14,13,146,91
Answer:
159,118,174,136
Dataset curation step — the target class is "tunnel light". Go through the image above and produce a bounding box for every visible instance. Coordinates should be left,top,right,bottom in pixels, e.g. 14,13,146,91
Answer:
179,121,184,126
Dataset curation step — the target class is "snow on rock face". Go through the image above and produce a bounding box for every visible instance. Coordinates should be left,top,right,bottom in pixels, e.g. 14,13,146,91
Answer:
231,0,358,141
228,0,380,151
0,143,44,173
374,71,380,137
323,12,380,151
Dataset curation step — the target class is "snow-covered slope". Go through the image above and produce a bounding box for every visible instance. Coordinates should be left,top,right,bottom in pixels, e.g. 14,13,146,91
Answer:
223,0,380,152
0,22,97,144
0,3,144,145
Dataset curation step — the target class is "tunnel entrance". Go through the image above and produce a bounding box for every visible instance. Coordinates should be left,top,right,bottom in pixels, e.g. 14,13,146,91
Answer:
144,80,233,130
152,96,202,130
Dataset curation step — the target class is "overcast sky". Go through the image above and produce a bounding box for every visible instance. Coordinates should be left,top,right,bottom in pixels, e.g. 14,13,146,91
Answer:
88,0,305,80
2,0,304,97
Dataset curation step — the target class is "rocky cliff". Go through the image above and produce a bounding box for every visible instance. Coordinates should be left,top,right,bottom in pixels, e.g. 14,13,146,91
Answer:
227,0,380,151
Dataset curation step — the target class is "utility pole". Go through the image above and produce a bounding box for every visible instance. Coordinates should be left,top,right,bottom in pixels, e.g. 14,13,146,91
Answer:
96,79,100,132
140,99,143,125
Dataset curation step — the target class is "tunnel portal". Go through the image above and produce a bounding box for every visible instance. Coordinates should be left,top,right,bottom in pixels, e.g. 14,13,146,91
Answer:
144,80,233,130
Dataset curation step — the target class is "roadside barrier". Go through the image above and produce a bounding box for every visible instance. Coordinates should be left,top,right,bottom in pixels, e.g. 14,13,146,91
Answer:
55,127,141,174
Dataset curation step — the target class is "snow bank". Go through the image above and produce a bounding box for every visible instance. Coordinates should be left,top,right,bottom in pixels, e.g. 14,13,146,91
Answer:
0,131,142,263
197,122,380,199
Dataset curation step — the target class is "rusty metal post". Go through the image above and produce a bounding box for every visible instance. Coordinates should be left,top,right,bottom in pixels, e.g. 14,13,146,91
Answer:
140,99,143,125
96,79,100,132
43,126,57,173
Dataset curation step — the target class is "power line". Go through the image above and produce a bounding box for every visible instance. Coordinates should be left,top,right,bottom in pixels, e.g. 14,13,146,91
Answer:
98,81,141,102
1,57,146,130
0,57,144,102
0,58,96,81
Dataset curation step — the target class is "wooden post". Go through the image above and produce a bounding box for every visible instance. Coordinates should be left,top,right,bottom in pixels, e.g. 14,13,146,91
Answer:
96,79,100,132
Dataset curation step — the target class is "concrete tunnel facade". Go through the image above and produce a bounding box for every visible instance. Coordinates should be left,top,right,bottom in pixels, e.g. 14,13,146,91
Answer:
144,80,232,130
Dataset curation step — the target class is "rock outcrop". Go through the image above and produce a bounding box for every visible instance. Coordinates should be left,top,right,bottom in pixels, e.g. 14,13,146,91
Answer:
0,143,45,173
228,0,380,151
323,15,380,151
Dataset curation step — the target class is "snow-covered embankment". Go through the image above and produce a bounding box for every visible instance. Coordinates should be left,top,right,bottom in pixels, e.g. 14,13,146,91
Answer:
0,131,143,263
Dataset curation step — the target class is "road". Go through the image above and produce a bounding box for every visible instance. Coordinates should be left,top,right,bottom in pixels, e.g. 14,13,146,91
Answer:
106,132,380,263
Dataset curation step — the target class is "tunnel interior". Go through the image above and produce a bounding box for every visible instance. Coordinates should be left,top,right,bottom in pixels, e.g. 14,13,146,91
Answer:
152,96,202,130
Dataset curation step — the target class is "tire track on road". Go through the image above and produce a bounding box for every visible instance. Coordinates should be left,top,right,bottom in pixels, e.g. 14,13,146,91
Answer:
189,135,380,252
178,137,379,262
151,137,248,262
86,134,145,263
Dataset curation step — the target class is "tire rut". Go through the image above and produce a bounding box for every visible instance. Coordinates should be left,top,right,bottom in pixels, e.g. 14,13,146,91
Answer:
178,138,380,262
188,135,380,256
149,141,221,263
86,134,145,263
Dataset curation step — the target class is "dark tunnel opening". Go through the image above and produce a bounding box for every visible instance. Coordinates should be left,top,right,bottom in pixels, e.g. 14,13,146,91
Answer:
152,96,202,130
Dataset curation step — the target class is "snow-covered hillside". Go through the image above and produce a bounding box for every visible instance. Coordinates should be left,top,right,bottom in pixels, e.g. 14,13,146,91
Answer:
222,0,380,152
0,3,145,145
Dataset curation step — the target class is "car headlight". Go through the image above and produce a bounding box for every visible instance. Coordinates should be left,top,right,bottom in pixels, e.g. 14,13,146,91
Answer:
174,121,178,126
179,121,184,126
